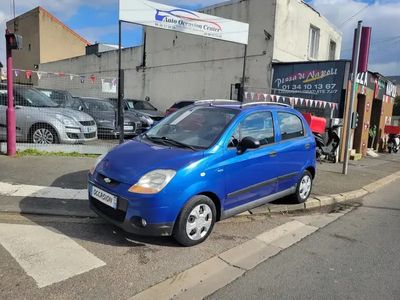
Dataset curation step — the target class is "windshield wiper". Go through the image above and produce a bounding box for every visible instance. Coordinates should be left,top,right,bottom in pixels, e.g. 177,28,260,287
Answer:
144,135,196,151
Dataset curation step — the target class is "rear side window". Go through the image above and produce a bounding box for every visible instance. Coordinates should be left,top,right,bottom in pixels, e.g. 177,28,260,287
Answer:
278,112,304,141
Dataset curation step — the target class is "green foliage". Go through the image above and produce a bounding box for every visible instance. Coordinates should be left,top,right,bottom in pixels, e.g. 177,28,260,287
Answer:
17,149,100,158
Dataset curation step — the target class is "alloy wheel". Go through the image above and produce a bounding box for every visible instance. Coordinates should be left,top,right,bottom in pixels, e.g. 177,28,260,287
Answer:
32,128,55,144
299,175,312,200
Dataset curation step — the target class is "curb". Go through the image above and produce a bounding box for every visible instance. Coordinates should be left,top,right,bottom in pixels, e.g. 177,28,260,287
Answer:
250,170,400,216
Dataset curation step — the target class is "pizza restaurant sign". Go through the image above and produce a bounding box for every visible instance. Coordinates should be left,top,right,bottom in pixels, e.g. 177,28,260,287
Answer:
119,0,249,45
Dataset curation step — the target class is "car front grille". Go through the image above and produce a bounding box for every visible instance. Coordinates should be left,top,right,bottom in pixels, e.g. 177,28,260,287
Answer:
84,132,96,138
91,196,126,223
80,120,96,126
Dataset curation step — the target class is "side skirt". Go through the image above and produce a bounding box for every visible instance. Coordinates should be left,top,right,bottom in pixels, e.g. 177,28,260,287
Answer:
220,186,296,220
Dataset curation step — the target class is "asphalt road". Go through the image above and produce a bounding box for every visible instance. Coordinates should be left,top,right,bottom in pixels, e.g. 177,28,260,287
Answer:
208,178,400,300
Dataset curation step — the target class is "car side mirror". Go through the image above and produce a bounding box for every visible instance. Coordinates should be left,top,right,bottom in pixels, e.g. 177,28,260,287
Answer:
78,105,83,111
237,136,260,154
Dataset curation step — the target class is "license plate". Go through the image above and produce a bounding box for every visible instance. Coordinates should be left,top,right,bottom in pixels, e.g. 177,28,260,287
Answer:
124,125,134,131
91,186,118,209
84,126,96,133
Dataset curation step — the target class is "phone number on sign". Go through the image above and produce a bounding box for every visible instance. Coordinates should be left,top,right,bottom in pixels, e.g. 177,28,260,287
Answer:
280,83,338,94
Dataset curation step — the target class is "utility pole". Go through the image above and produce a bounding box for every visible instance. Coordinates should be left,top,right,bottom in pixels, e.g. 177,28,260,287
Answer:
342,21,362,175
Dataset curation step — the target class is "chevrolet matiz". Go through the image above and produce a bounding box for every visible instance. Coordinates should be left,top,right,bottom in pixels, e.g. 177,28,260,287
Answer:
88,100,316,246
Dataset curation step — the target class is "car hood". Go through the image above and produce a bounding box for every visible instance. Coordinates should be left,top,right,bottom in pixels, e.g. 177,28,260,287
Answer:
44,107,93,122
96,139,204,184
87,110,140,123
136,109,164,118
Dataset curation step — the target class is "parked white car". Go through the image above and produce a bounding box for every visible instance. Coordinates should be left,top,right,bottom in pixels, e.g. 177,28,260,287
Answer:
0,84,97,144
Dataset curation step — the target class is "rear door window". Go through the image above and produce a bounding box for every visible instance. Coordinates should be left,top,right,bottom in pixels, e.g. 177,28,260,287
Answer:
277,112,304,141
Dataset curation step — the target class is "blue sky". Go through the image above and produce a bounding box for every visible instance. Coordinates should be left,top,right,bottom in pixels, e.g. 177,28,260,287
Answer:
0,0,399,75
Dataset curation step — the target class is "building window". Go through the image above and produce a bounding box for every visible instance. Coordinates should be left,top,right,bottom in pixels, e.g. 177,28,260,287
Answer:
329,40,336,60
308,26,320,59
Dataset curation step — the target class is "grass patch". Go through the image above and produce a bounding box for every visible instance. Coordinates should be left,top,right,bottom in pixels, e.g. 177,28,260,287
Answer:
17,148,100,158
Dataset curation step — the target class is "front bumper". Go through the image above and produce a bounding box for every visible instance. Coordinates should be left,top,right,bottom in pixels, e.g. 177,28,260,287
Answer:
89,197,174,236
59,124,98,144
88,179,175,236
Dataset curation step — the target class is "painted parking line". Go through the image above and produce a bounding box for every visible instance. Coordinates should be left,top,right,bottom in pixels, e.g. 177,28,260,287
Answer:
0,182,87,200
0,223,105,288
130,212,350,300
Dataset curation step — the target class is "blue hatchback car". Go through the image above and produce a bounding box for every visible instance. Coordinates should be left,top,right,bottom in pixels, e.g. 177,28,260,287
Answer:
88,101,316,246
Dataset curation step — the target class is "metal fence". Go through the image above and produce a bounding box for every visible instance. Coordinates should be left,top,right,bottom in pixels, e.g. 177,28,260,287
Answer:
0,69,147,154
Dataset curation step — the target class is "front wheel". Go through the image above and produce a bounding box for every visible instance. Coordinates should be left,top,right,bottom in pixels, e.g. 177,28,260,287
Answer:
173,195,216,247
290,170,313,204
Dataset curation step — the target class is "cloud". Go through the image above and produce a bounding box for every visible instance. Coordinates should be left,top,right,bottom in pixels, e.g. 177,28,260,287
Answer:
309,0,400,76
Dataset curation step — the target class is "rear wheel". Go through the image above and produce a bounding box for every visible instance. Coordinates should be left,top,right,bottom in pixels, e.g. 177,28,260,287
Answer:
173,195,216,247
30,125,59,144
290,170,313,204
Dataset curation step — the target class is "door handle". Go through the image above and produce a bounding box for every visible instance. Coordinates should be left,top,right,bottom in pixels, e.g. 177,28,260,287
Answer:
305,143,311,149
269,151,277,157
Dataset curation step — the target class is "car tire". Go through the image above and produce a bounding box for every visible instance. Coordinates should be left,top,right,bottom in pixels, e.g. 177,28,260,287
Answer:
291,170,313,204
393,148,398,154
29,124,59,144
173,195,216,247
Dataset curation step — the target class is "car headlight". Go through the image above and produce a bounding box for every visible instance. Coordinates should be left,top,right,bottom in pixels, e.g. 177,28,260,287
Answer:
89,153,106,175
98,120,112,124
128,169,176,194
56,114,79,127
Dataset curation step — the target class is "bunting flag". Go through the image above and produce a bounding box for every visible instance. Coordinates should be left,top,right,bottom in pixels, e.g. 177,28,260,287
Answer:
250,92,255,100
256,92,263,101
294,98,299,105
276,96,281,102
244,92,248,100
69,74,74,81
263,93,268,100
289,97,294,107
25,70,32,79
36,71,43,80
57,72,65,77
309,99,314,107
112,78,117,86
14,70,19,77
80,75,85,83
299,98,304,105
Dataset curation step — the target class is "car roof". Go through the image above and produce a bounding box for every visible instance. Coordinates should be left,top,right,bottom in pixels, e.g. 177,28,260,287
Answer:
194,100,295,112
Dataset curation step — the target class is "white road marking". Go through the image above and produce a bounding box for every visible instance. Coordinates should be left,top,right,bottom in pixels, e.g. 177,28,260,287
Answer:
0,223,105,288
0,182,87,200
130,220,319,300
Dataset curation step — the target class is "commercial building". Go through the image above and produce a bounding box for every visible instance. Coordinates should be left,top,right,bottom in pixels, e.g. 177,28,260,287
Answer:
6,6,90,85
35,0,342,110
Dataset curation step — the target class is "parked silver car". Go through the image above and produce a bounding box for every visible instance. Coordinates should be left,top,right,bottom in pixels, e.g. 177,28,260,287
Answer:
0,84,97,144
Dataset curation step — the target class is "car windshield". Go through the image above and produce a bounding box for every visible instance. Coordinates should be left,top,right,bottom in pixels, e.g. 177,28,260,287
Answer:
127,100,157,111
82,98,115,111
17,88,59,107
145,106,238,149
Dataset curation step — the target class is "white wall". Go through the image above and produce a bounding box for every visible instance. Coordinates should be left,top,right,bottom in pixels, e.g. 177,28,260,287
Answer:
273,0,342,62
38,0,341,111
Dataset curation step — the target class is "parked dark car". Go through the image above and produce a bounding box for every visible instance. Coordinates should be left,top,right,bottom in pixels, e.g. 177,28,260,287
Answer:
107,98,154,131
109,98,164,121
165,100,196,116
63,97,142,138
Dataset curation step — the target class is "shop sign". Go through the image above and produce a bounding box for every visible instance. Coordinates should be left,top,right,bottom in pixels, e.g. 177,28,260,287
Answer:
386,81,397,98
119,0,249,45
272,61,348,103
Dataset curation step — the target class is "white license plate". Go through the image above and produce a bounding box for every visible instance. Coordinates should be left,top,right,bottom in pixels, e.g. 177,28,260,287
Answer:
91,186,118,209
124,125,134,131
84,126,96,133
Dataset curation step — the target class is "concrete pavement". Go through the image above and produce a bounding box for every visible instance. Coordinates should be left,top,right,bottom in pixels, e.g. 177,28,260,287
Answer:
208,177,400,300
